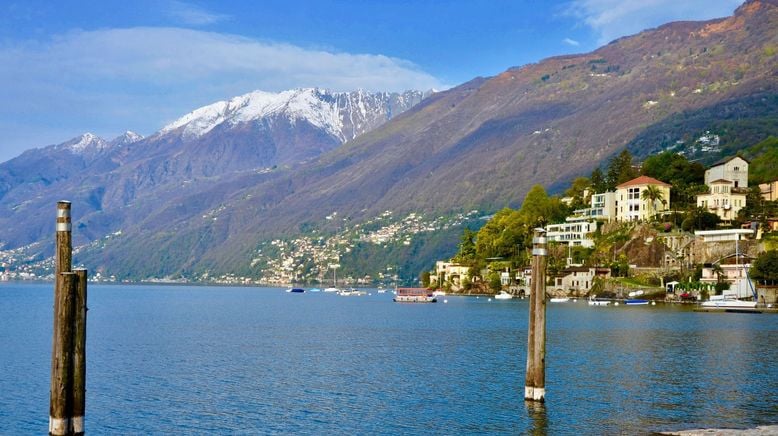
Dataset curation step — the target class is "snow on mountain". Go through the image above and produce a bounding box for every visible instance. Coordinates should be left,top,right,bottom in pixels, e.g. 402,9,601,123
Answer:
159,88,423,142
56,133,109,154
110,131,144,146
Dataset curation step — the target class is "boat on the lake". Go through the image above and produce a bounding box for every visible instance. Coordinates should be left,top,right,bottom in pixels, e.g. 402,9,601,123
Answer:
432,290,446,297
394,288,437,303
550,297,570,303
701,294,757,309
323,287,339,293
588,297,610,306
308,288,321,292
286,288,305,293
339,288,366,296
625,299,649,305
494,291,513,300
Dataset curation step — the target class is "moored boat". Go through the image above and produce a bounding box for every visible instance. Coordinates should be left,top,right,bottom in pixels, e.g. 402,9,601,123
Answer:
588,297,610,306
286,288,305,293
701,294,757,309
625,299,649,305
394,288,437,303
550,297,570,303
494,291,513,300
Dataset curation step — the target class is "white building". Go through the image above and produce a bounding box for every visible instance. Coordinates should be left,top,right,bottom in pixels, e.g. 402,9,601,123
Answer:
704,156,749,188
694,229,754,243
572,192,616,221
546,217,597,248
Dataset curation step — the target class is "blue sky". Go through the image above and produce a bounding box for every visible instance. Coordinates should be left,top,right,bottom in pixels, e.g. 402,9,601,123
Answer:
0,0,743,163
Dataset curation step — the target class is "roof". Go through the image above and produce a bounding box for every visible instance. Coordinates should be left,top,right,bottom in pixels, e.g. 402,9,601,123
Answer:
709,179,733,184
616,175,671,188
710,155,750,167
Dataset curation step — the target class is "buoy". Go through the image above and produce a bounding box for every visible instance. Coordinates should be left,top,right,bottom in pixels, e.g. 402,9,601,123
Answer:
488,298,492,302
614,302,620,306
444,299,448,304
651,301,656,306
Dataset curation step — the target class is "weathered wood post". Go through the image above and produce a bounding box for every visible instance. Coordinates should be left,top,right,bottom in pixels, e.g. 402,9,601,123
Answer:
525,228,547,402
49,201,87,435
73,269,87,435
51,201,73,435
50,271,76,435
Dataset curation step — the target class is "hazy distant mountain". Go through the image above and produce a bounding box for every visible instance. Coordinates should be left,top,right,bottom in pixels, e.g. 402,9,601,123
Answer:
0,89,424,250
1,0,776,279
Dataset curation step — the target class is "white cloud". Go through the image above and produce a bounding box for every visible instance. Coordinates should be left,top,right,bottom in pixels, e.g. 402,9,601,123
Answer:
563,37,580,46
566,0,742,45
0,27,444,161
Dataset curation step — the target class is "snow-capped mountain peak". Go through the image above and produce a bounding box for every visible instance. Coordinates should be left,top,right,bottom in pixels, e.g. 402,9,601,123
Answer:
57,133,109,154
158,88,424,142
110,131,144,146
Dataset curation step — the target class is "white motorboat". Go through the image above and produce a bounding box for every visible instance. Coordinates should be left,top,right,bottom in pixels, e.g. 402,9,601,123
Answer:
588,298,610,306
323,287,339,293
494,291,513,300
550,297,570,303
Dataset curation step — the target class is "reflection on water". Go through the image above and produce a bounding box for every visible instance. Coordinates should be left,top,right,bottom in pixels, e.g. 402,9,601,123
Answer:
525,401,547,436
1,283,776,434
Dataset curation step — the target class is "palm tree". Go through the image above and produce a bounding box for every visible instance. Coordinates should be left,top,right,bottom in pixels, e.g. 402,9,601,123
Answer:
641,185,665,221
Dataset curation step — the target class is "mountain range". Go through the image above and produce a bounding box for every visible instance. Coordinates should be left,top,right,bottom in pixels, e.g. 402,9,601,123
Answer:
1,0,777,280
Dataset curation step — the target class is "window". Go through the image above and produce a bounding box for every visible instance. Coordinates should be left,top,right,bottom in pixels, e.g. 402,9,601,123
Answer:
628,188,640,200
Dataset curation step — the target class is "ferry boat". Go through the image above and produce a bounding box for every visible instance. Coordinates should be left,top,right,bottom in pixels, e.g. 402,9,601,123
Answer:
394,288,437,303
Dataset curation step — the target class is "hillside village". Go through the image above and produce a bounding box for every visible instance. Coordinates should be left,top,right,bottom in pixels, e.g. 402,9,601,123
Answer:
428,141,778,306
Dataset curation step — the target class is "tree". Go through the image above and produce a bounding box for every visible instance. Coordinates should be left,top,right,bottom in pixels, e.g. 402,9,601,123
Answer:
641,184,665,220
565,177,592,209
519,184,569,226
606,149,638,190
751,250,778,284
681,207,721,231
420,271,431,287
454,228,477,262
590,167,607,193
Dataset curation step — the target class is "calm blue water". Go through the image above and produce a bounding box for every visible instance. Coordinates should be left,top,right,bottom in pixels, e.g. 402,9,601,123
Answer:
1,283,777,434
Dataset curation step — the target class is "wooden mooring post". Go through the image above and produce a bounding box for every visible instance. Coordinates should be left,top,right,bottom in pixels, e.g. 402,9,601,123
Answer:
50,201,87,435
525,228,547,402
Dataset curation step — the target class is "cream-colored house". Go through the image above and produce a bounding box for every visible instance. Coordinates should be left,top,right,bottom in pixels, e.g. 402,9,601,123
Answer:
553,267,611,293
614,176,671,222
760,180,778,201
704,156,748,188
429,261,470,287
696,179,747,221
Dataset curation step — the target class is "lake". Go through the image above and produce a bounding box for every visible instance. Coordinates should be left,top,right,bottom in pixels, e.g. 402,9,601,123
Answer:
1,283,776,434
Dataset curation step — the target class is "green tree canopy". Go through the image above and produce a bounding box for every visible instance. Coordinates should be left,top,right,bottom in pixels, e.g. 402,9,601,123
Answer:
751,250,778,283
519,184,568,226
590,167,607,193
606,149,638,190
746,136,778,185
564,177,592,209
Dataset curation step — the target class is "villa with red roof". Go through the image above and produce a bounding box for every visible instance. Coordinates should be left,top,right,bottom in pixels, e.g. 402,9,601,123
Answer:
614,175,672,222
